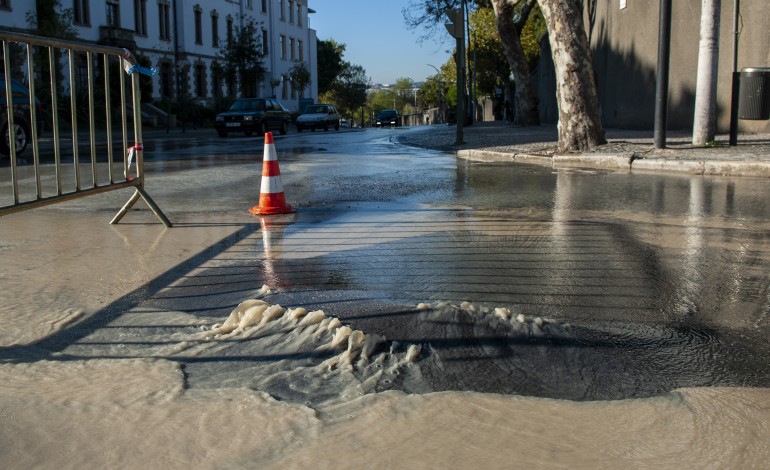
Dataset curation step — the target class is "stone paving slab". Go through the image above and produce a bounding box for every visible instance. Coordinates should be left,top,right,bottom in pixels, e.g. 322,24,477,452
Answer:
397,122,770,178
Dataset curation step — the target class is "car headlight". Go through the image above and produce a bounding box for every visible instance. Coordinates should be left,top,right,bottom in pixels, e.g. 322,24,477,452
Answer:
244,115,253,121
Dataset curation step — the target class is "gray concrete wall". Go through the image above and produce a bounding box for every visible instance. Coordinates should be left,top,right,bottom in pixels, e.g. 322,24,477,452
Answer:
537,0,770,133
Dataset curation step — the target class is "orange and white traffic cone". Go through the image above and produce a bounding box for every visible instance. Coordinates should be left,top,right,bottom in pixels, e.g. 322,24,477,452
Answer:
249,132,294,215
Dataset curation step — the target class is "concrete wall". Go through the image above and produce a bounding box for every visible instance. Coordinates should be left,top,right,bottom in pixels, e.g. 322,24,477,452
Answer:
537,0,770,133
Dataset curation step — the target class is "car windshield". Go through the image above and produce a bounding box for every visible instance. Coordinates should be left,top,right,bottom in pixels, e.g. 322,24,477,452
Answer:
230,99,265,111
378,110,397,118
304,105,327,114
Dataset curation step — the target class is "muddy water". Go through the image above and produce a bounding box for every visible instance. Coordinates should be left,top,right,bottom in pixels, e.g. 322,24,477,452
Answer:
2,133,770,468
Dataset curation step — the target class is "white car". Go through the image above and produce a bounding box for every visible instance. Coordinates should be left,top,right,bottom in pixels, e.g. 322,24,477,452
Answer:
296,104,340,132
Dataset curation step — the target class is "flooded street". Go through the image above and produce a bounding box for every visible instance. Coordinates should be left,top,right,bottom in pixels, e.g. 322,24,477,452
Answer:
2,128,769,467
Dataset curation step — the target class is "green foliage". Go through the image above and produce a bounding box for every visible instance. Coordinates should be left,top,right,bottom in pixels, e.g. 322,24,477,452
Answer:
469,6,508,97
519,5,546,69
316,39,346,96
289,61,311,98
216,18,267,97
27,0,78,39
324,63,369,117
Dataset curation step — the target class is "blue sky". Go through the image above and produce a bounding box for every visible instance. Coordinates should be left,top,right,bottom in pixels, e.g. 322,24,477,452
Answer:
310,1,453,85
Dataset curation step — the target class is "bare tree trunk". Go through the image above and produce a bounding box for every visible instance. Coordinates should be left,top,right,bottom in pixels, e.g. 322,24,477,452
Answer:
537,0,605,152
692,0,721,145
490,0,540,126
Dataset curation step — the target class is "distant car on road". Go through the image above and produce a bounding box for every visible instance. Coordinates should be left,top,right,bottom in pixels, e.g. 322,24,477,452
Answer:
214,98,291,137
339,118,348,128
375,109,400,127
296,104,340,132
1,75,44,156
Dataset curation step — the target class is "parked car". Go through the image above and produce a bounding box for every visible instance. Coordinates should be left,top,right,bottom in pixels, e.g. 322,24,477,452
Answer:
296,104,340,132
214,98,291,137
339,118,348,128
375,109,400,127
1,75,44,156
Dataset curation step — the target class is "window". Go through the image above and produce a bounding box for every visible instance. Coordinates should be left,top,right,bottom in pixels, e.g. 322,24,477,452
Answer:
135,0,147,35
281,79,288,99
289,0,294,23
160,62,172,98
289,38,295,61
74,0,90,25
211,64,221,98
211,12,218,47
226,16,233,46
298,40,303,61
159,0,171,40
246,0,252,10
194,64,206,97
0,0,10,11
262,29,269,55
261,0,267,13
297,2,302,26
107,0,120,28
194,6,202,45
279,0,285,20
280,35,286,60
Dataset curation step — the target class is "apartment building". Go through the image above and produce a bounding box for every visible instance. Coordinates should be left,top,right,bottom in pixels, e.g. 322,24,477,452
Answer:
0,0,318,111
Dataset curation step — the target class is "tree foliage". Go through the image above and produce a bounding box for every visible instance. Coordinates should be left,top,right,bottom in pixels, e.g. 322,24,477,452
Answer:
289,61,311,98
216,18,266,97
323,63,369,118
316,39,346,96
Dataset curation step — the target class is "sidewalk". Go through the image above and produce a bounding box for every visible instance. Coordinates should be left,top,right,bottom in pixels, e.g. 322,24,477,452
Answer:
397,121,770,178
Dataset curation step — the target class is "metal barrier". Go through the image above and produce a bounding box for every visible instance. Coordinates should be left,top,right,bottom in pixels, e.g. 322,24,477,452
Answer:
0,31,171,227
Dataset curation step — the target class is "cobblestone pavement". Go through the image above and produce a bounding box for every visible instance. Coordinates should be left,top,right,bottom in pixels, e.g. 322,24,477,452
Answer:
397,121,770,177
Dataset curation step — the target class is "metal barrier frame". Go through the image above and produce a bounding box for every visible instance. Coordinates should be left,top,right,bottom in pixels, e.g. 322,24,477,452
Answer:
0,31,171,227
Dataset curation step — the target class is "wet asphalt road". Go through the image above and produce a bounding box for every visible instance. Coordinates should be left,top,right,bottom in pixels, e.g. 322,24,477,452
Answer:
31,127,770,401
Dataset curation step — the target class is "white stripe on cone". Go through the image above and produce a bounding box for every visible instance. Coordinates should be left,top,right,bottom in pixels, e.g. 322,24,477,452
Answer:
260,175,284,194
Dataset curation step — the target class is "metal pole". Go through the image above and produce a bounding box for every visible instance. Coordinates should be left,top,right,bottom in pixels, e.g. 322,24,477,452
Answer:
728,0,740,146
654,0,672,149
456,35,464,145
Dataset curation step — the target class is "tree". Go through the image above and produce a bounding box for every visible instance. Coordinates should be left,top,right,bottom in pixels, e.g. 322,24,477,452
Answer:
490,0,540,125
537,0,605,151
405,0,542,125
316,39,346,96
289,61,311,99
327,63,369,116
692,0,721,145
217,19,266,98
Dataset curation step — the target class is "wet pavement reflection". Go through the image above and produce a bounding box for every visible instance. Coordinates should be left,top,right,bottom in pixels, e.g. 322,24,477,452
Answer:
25,129,770,402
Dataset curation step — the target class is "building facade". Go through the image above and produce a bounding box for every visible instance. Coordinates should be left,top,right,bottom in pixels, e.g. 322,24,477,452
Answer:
0,0,318,111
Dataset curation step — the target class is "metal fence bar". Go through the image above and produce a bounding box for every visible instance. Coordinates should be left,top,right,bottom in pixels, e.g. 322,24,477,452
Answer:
0,30,171,226
104,55,114,184
3,41,19,204
87,51,97,187
68,48,80,190
48,45,62,195
25,44,42,199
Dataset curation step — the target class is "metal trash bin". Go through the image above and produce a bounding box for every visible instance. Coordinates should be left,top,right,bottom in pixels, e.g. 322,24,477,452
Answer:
738,67,770,120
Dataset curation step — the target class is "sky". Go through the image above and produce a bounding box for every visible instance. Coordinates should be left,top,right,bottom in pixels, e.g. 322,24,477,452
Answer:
309,0,453,85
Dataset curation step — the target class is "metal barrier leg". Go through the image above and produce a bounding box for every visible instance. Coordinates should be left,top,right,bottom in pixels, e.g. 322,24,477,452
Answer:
110,188,173,227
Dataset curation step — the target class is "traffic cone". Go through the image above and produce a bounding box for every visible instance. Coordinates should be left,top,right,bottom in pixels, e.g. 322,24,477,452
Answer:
249,132,294,215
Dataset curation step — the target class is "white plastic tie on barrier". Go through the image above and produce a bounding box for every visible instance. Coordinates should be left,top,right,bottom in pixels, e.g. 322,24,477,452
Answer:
124,142,143,179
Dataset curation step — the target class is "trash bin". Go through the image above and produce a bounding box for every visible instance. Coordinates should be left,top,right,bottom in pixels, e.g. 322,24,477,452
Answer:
738,67,770,120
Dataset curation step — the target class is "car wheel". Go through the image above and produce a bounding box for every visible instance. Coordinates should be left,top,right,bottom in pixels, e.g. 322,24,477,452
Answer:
323,123,329,131
279,120,288,135
1,120,30,156
217,130,228,138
